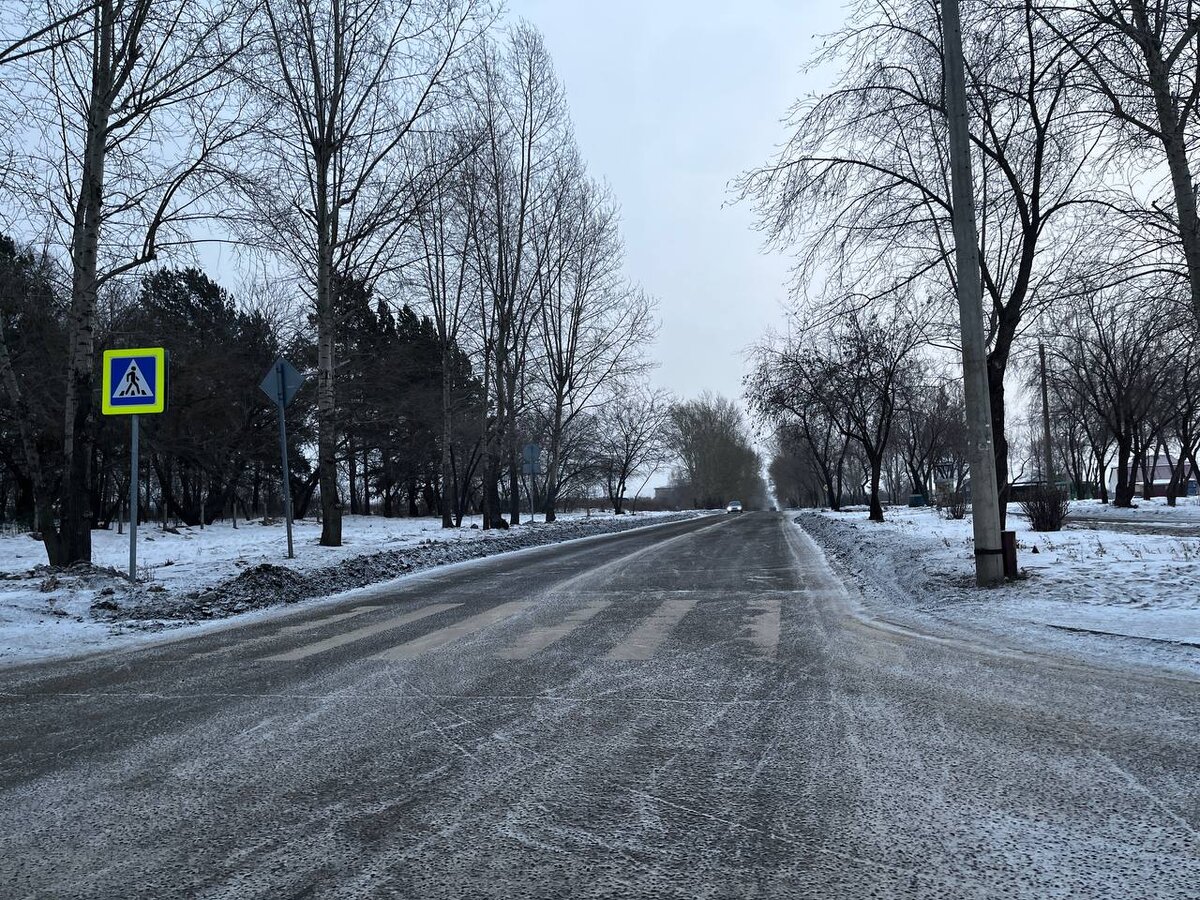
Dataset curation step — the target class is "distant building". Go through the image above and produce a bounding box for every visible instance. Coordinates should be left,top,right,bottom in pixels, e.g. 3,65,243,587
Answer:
653,484,688,509
1107,455,1198,498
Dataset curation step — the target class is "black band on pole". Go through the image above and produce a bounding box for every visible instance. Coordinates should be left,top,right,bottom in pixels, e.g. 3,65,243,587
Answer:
974,547,1005,556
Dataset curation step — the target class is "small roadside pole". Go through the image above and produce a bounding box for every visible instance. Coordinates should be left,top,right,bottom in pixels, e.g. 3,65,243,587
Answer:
101,348,169,581
1039,341,1055,487
521,443,540,522
259,358,305,559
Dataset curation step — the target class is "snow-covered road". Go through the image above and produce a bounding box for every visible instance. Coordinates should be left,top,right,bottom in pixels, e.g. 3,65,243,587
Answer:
0,512,1197,897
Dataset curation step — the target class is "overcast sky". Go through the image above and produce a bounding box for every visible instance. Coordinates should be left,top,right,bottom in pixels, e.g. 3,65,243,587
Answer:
506,0,845,404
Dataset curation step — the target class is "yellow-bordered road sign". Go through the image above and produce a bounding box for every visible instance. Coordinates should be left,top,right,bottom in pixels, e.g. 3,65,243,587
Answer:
102,347,167,415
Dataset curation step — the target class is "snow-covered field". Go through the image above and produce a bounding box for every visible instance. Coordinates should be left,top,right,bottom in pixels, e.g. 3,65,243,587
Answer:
0,510,691,666
800,502,1200,676
1060,496,1200,527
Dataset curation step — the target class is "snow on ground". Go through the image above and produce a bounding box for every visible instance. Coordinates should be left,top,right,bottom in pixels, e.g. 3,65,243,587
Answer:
0,511,642,586
799,503,1200,676
1060,496,1200,528
0,510,691,667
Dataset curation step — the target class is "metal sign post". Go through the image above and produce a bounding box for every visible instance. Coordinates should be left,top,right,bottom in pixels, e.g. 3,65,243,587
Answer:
277,373,294,559
101,347,169,582
521,443,540,522
129,414,138,580
259,358,305,559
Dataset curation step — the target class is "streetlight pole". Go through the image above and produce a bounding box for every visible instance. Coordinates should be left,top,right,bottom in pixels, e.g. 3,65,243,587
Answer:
940,0,1005,585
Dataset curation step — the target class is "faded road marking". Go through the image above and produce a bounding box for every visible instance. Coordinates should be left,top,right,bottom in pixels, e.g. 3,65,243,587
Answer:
372,601,529,661
605,596,699,661
494,600,612,659
747,595,782,657
192,606,383,659
261,604,460,662
276,607,382,635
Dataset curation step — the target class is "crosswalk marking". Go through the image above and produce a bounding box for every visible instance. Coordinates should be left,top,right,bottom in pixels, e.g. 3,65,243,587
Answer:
249,596,782,667
261,603,461,662
604,596,700,661
191,606,382,659
494,600,612,660
276,607,382,635
747,595,782,657
371,601,529,661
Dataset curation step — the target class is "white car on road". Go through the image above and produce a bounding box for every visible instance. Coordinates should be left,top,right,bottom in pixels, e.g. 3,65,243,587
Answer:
726,500,743,513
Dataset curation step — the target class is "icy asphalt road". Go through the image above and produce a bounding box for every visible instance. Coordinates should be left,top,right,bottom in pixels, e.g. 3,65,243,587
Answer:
1,513,1198,899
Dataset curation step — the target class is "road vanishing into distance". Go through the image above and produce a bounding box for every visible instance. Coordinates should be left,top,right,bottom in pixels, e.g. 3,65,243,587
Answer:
1,513,1198,898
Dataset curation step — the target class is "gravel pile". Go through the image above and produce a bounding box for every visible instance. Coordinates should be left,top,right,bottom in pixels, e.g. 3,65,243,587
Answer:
91,513,702,625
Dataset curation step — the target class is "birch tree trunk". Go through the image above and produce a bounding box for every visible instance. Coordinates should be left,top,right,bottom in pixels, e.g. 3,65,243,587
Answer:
58,59,110,563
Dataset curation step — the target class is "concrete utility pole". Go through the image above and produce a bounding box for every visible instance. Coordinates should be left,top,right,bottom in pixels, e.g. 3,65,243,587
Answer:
940,0,1005,586
1039,341,1055,487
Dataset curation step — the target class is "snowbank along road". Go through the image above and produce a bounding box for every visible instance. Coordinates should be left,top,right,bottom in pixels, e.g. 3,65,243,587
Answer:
1,512,1198,898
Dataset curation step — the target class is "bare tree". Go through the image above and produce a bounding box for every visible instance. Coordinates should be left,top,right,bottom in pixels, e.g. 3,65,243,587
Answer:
243,0,486,545
748,300,928,521
669,393,765,510
533,170,654,521
1046,366,1105,500
1045,1,1200,325
2,0,250,565
1048,284,1183,506
824,310,926,522
596,386,672,514
896,371,966,501
746,343,852,510
768,425,834,509
1169,336,1200,503
0,2,98,197
0,1,99,65
464,24,570,527
412,127,480,528
741,0,1103,525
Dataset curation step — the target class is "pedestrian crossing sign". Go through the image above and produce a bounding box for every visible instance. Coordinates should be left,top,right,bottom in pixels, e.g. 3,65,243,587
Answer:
102,347,167,415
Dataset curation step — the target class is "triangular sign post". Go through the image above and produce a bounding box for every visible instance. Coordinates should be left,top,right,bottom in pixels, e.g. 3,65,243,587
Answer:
259,358,306,559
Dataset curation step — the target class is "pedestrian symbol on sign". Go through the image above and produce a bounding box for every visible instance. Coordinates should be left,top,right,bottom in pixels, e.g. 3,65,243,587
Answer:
116,360,152,398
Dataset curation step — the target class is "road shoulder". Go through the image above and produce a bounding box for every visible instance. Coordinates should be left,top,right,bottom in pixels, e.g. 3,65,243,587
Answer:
792,509,1200,682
